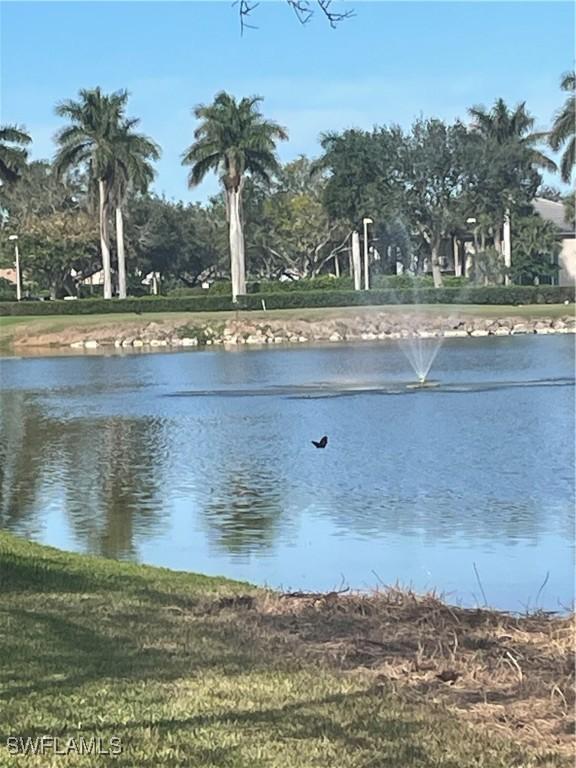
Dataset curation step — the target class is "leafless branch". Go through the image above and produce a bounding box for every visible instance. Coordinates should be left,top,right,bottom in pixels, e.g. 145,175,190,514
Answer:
233,0,260,35
316,0,355,28
287,0,314,24
234,0,354,33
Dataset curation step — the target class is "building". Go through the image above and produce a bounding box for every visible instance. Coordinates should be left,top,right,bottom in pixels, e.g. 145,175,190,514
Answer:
412,197,575,285
0,268,17,284
531,198,575,287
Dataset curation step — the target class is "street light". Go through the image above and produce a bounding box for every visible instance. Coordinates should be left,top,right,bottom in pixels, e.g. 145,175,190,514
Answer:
8,235,21,301
362,217,374,290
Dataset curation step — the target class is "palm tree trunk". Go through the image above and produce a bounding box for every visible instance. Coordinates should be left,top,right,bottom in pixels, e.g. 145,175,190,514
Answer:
228,187,246,302
116,206,127,299
493,225,502,255
431,240,443,288
98,179,112,300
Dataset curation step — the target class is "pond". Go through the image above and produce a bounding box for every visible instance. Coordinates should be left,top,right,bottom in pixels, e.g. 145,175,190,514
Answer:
0,335,573,612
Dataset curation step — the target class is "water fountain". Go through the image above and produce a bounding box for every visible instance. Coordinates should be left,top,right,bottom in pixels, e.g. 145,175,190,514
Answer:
384,274,472,386
399,329,444,388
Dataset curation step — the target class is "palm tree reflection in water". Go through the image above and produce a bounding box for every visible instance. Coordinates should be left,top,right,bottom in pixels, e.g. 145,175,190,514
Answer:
201,463,287,556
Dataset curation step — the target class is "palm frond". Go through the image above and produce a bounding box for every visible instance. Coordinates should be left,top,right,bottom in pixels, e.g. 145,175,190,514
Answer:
0,125,31,145
560,71,576,92
560,136,575,183
186,154,222,188
549,96,575,150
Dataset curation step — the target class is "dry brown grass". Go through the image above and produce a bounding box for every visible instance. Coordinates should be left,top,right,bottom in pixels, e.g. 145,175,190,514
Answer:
202,587,575,758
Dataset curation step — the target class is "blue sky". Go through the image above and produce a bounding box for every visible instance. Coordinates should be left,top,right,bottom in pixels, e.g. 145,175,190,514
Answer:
1,1,573,202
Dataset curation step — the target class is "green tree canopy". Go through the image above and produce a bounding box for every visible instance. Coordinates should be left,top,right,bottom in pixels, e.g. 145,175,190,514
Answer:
1,210,100,299
244,156,349,277
315,127,403,227
510,214,561,285
401,118,469,286
125,195,225,288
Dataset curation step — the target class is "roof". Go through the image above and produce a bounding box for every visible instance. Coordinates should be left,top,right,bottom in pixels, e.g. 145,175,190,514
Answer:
0,268,16,284
532,198,574,236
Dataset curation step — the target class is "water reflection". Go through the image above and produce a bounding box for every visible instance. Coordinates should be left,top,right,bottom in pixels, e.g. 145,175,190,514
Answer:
61,417,168,559
0,335,574,610
0,392,168,559
202,461,287,555
0,393,49,537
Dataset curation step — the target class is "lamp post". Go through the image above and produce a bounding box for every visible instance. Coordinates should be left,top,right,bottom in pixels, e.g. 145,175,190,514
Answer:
503,209,512,286
362,217,373,290
8,235,21,301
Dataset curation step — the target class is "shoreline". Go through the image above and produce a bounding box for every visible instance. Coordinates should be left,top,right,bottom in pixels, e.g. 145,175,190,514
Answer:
2,305,575,352
0,531,573,764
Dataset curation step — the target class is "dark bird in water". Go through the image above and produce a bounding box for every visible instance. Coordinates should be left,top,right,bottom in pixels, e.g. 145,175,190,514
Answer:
436,670,461,684
311,435,328,449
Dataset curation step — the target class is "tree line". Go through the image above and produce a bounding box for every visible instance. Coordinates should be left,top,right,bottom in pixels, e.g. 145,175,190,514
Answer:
0,72,573,300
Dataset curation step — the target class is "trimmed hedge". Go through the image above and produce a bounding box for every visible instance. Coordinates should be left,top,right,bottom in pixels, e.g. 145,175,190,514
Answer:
0,285,573,316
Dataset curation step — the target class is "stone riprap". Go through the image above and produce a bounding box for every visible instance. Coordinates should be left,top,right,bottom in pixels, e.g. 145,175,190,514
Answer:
53,312,576,349
6,310,575,350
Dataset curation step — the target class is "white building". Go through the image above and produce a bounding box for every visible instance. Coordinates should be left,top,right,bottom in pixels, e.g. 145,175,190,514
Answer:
531,198,575,287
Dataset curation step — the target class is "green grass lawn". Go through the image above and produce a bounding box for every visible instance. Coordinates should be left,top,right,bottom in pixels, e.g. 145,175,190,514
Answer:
0,533,569,767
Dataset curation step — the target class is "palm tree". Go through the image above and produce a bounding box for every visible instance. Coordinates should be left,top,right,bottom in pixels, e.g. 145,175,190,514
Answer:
54,88,127,299
468,98,556,172
0,125,31,184
549,72,575,184
109,120,160,298
468,99,556,256
182,92,288,301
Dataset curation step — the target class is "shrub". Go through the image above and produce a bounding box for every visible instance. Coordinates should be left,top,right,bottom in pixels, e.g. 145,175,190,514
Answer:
253,276,354,292
0,278,16,301
0,285,573,316
207,276,355,294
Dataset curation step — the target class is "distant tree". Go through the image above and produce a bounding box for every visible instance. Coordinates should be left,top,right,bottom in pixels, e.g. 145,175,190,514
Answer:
549,72,575,183
54,88,128,299
0,160,85,224
108,120,160,298
466,99,553,254
126,195,225,289
182,92,287,301
468,99,555,171
245,157,349,277
3,210,100,298
0,125,31,185
314,128,403,228
510,214,560,285
401,119,468,287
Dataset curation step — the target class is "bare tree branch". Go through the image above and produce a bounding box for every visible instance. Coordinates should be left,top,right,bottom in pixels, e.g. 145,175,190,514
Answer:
234,0,354,33
316,0,355,27
233,0,260,35
287,0,314,24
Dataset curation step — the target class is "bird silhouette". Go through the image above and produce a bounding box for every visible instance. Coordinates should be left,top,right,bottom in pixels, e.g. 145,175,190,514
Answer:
311,435,328,449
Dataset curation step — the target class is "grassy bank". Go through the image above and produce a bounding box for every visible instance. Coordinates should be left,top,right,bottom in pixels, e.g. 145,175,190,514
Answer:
1,303,573,350
0,533,572,767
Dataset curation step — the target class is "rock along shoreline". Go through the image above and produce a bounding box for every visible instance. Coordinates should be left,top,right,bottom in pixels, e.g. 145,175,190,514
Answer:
8,310,576,351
